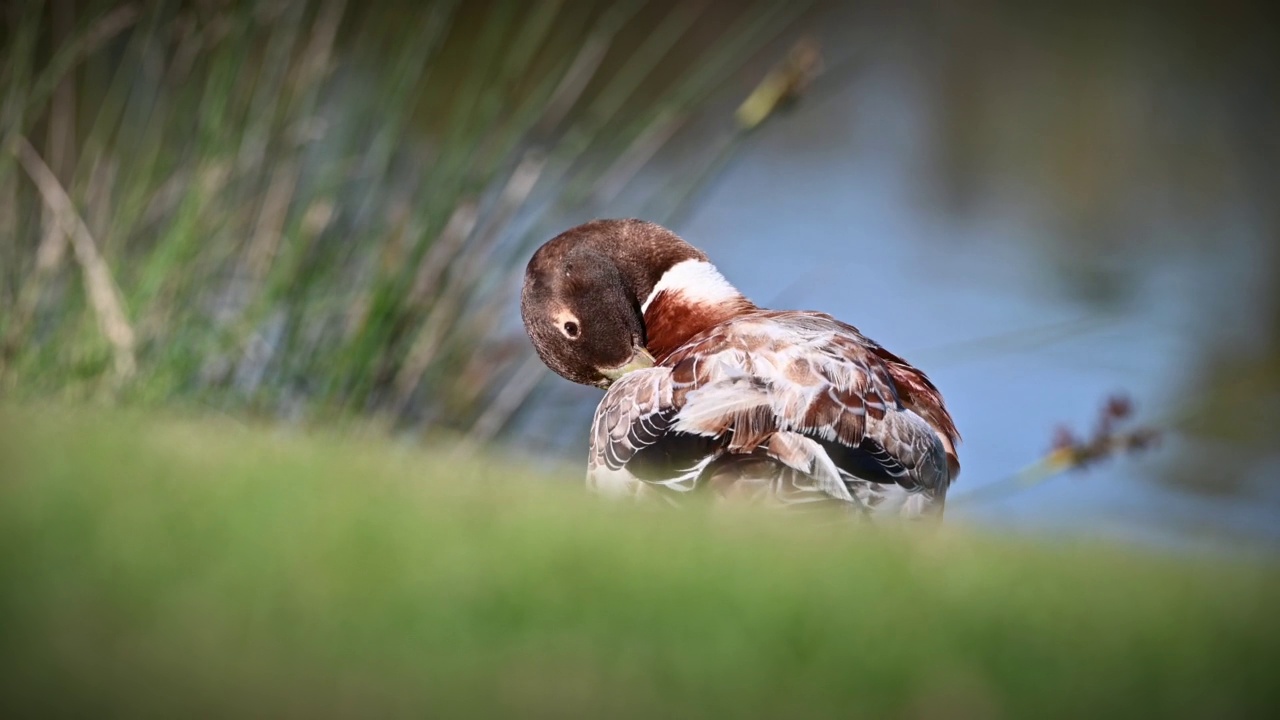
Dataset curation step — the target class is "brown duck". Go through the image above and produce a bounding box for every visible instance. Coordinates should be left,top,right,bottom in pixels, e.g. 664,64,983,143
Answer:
521,219,960,517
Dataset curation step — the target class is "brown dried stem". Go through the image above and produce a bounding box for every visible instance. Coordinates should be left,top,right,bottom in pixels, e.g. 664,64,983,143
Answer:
11,135,136,381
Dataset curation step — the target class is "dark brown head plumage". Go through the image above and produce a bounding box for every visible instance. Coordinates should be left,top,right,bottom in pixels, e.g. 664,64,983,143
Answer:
520,219,705,387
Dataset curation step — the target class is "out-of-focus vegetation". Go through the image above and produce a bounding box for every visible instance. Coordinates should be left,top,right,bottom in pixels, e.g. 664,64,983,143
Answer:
1,404,1277,718
0,0,810,436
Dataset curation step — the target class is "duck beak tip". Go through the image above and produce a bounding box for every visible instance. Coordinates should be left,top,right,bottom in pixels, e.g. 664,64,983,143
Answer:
598,346,655,384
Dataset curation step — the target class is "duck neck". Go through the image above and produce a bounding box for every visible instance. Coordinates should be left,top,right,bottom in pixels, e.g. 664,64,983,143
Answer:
639,259,756,361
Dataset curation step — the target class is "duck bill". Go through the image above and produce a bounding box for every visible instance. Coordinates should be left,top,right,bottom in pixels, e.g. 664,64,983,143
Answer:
597,346,656,385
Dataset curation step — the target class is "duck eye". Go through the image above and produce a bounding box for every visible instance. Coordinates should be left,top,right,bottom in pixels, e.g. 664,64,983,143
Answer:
562,321,580,339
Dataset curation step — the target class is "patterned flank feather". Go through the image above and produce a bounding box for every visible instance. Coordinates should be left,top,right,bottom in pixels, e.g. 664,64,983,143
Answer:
588,311,959,517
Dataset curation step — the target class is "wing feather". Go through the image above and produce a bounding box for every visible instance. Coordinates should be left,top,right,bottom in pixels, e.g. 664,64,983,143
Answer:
661,311,958,516
585,310,960,518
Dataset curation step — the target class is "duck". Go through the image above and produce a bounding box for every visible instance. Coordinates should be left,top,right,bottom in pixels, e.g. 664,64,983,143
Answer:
520,218,960,518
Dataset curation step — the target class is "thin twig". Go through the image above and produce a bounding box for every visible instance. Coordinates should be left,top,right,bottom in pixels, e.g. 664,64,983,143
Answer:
950,395,1160,508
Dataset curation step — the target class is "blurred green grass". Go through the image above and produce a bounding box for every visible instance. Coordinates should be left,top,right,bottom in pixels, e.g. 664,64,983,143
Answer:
1,405,1277,717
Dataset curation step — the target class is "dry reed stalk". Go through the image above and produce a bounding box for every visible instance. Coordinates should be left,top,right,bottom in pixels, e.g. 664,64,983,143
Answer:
13,136,136,381
388,202,481,412
406,201,481,312
592,108,687,205
238,0,344,344
12,3,141,131
245,160,300,284
48,0,77,182
1,1,78,366
534,22,620,137
389,152,547,417
464,353,546,446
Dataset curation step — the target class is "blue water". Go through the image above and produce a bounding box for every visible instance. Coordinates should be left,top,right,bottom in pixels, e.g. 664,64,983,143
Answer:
515,25,1280,554
686,59,1276,550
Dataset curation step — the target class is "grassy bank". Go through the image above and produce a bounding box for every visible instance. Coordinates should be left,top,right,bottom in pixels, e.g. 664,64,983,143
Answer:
1,405,1277,717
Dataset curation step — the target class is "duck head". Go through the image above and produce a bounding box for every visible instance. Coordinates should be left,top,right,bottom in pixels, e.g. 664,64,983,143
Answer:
520,218,752,388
